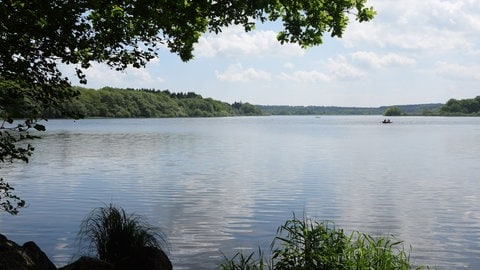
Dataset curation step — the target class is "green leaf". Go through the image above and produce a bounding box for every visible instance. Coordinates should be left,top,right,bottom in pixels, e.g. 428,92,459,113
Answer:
34,124,46,131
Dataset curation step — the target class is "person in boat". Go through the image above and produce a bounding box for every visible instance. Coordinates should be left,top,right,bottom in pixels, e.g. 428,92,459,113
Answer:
382,119,392,124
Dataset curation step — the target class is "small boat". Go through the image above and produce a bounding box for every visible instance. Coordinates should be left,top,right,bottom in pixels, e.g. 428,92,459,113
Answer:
382,119,392,124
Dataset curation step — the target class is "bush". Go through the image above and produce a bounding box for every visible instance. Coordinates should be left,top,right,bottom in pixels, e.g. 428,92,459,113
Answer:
272,216,348,269
78,204,166,264
220,214,426,270
383,106,404,116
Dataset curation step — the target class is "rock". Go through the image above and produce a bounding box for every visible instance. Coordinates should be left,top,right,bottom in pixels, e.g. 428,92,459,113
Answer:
59,248,172,270
23,241,57,270
0,234,172,270
58,256,113,270
0,233,57,270
115,247,172,270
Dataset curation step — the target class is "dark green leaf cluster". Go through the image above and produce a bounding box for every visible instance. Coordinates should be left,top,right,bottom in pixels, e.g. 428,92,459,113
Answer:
0,79,75,165
439,96,480,116
271,0,376,48
0,122,36,214
43,87,264,118
0,178,25,215
0,80,53,215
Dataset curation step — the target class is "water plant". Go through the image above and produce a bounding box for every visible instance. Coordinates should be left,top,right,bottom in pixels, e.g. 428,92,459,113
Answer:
78,203,166,264
272,215,348,269
219,247,272,270
219,214,427,270
344,232,413,270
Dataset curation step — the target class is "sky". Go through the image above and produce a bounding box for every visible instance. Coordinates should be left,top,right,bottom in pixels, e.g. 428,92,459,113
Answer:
64,0,480,107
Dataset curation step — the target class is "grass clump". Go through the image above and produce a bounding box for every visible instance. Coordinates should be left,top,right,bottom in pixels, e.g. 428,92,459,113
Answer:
78,203,166,264
220,248,273,270
220,214,427,270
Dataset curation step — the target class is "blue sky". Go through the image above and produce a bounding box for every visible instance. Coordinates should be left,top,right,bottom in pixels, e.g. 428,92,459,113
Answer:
64,0,480,107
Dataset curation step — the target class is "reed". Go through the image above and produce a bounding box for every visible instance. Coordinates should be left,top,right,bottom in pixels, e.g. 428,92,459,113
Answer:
219,247,272,270
78,203,165,263
219,214,427,270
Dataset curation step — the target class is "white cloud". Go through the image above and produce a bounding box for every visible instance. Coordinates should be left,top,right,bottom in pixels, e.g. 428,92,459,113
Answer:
277,70,331,83
81,64,165,89
343,0,479,54
215,63,271,82
60,58,166,89
351,51,416,69
345,22,473,53
195,26,305,58
435,61,480,81
277,56,364,84
283,62,295,69
326,56,365,80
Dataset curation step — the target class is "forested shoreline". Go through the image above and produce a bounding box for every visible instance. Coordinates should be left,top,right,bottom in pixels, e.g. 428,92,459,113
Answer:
258,96,480,116
257,103,443,116
44,87,263,118
438,96,480,116
36,86,480,118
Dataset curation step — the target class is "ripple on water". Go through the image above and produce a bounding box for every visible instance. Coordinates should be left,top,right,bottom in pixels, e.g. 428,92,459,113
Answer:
1,117,480,269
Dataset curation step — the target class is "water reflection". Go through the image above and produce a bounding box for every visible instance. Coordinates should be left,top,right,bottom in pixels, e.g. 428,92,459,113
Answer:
1,116,480,269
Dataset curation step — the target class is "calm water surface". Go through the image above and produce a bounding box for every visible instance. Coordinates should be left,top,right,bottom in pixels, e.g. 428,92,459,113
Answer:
1,116,479,269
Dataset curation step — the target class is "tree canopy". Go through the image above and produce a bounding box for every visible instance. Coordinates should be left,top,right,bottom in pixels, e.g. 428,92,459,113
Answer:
45,86,264,118
440,96,480,116
1,0,375,89
0,0,375,214
383,106,404,116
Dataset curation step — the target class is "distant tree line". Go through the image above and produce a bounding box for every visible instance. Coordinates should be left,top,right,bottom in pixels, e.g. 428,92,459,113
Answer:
24,85,480,118
43,87,263,118
383,106,405,116
438,96,480,116
259,97,480,116
257,104,443,116
257,105,384,115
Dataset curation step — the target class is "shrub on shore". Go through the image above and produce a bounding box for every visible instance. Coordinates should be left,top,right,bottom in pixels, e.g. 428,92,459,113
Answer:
219,214,427,270
78,204,166,264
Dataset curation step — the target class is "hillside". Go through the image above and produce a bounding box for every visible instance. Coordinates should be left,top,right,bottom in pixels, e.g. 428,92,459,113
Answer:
41,86,479,118
257,103,443,116
44,87,264,118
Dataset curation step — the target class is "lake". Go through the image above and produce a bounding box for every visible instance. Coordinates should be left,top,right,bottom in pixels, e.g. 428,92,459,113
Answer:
1,116,479,269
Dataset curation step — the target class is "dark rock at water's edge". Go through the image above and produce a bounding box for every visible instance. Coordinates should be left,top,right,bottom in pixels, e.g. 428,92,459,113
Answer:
0,233,56,270
1,234,173,270
115,246,172,270
59,248,173,270
58,257,113,270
